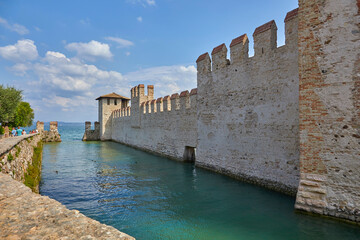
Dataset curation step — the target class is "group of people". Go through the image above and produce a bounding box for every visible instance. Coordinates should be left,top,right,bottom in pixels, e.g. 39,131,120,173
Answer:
11,127,38,137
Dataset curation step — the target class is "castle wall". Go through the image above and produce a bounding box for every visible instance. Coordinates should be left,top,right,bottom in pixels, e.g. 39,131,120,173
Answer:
111,86,197,161
82,121,100,141
195,11,300,195
93,0,360,223
295,0,360,221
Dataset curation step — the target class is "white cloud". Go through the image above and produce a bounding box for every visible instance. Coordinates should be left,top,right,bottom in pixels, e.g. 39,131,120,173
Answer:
104,37,134,48
125,52,131,56
10,63,30,76
1,39,197,122
137,16,143,22
0,39,38,62
123,65,197,96
45,96,72,108
127,0,155,7
65,40,113,61
33,51,123,92
0,17,29,35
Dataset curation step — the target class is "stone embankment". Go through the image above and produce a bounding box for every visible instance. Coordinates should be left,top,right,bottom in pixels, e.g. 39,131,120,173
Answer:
0,133,41,191
0,128,135,239
0,173,135,240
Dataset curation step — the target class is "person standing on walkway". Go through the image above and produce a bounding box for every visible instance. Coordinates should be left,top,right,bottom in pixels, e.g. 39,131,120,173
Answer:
11,128,16,137
16,127,22,136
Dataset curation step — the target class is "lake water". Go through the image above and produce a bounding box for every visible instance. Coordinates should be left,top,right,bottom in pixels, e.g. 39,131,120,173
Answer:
39,122,360,240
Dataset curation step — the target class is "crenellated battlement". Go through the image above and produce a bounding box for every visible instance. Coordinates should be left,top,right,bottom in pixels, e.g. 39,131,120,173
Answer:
112,84,198,119
130,84,154,102
112,106,131,119
82,121,100,141
196,8,298,75
137,87,197,115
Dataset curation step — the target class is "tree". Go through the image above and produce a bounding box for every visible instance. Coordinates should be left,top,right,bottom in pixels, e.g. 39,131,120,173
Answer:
12,102,34,127
0,85,22,125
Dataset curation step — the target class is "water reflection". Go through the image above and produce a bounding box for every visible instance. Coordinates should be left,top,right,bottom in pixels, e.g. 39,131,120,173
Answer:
39,124,360,240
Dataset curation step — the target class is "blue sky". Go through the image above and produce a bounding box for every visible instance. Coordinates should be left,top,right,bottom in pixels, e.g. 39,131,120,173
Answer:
0,0,298,122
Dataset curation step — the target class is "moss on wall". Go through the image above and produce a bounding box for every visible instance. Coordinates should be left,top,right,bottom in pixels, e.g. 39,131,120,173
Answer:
24,141,43,193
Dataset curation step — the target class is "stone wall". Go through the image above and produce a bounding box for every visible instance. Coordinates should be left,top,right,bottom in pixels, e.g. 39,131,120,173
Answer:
83,121,100,141
195,10,299,195
295,0,360,222
0,134,42,191
91,0,360,223
101,9,300,195
37,121,62,142
111,86,197,161
0,173,135,240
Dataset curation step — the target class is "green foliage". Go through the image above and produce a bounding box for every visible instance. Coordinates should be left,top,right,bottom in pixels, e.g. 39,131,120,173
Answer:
0,85,22,125
24,141,43,193
0,126,4,135
7,154,13,162
15,146,21,157
12,101,34,127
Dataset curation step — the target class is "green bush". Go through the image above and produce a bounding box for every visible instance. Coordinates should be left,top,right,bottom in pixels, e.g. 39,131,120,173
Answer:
7,154,13,162
0,126,4,135
15,146,21,157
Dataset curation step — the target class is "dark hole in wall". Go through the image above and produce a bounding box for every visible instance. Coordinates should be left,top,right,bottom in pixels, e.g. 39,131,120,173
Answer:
183,146,196,163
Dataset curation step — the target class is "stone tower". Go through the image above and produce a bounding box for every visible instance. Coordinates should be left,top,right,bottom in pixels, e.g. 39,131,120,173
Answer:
96,93,130,140
130,84,154,128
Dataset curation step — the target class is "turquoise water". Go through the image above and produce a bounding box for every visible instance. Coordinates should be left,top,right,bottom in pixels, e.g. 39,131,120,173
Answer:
39,123,360,240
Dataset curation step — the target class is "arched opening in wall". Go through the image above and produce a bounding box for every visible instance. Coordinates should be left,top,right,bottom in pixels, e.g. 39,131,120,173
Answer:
183,146,196,163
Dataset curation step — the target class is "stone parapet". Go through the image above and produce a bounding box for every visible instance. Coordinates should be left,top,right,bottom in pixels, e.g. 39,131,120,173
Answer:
82,121,100,141
0,133,41,192
0,173,135,240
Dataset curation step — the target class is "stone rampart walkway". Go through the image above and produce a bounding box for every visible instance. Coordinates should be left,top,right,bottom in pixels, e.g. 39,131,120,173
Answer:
0,134,38,157
0,173,135,239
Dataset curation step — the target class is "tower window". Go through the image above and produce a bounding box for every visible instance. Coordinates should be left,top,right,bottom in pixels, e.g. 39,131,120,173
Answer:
114,99,117,105
107,99,110,105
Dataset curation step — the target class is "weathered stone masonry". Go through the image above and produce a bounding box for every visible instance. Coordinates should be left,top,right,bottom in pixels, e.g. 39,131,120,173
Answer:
0,133,41,189
0,173,135,240
196,12,299,195
111,86,197,161
295,0,360,222
86,0,360,223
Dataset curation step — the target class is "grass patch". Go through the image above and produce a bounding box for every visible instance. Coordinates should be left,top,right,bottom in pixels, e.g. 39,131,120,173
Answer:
24,141,43,193
15,146,21,157
7,154,13,162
